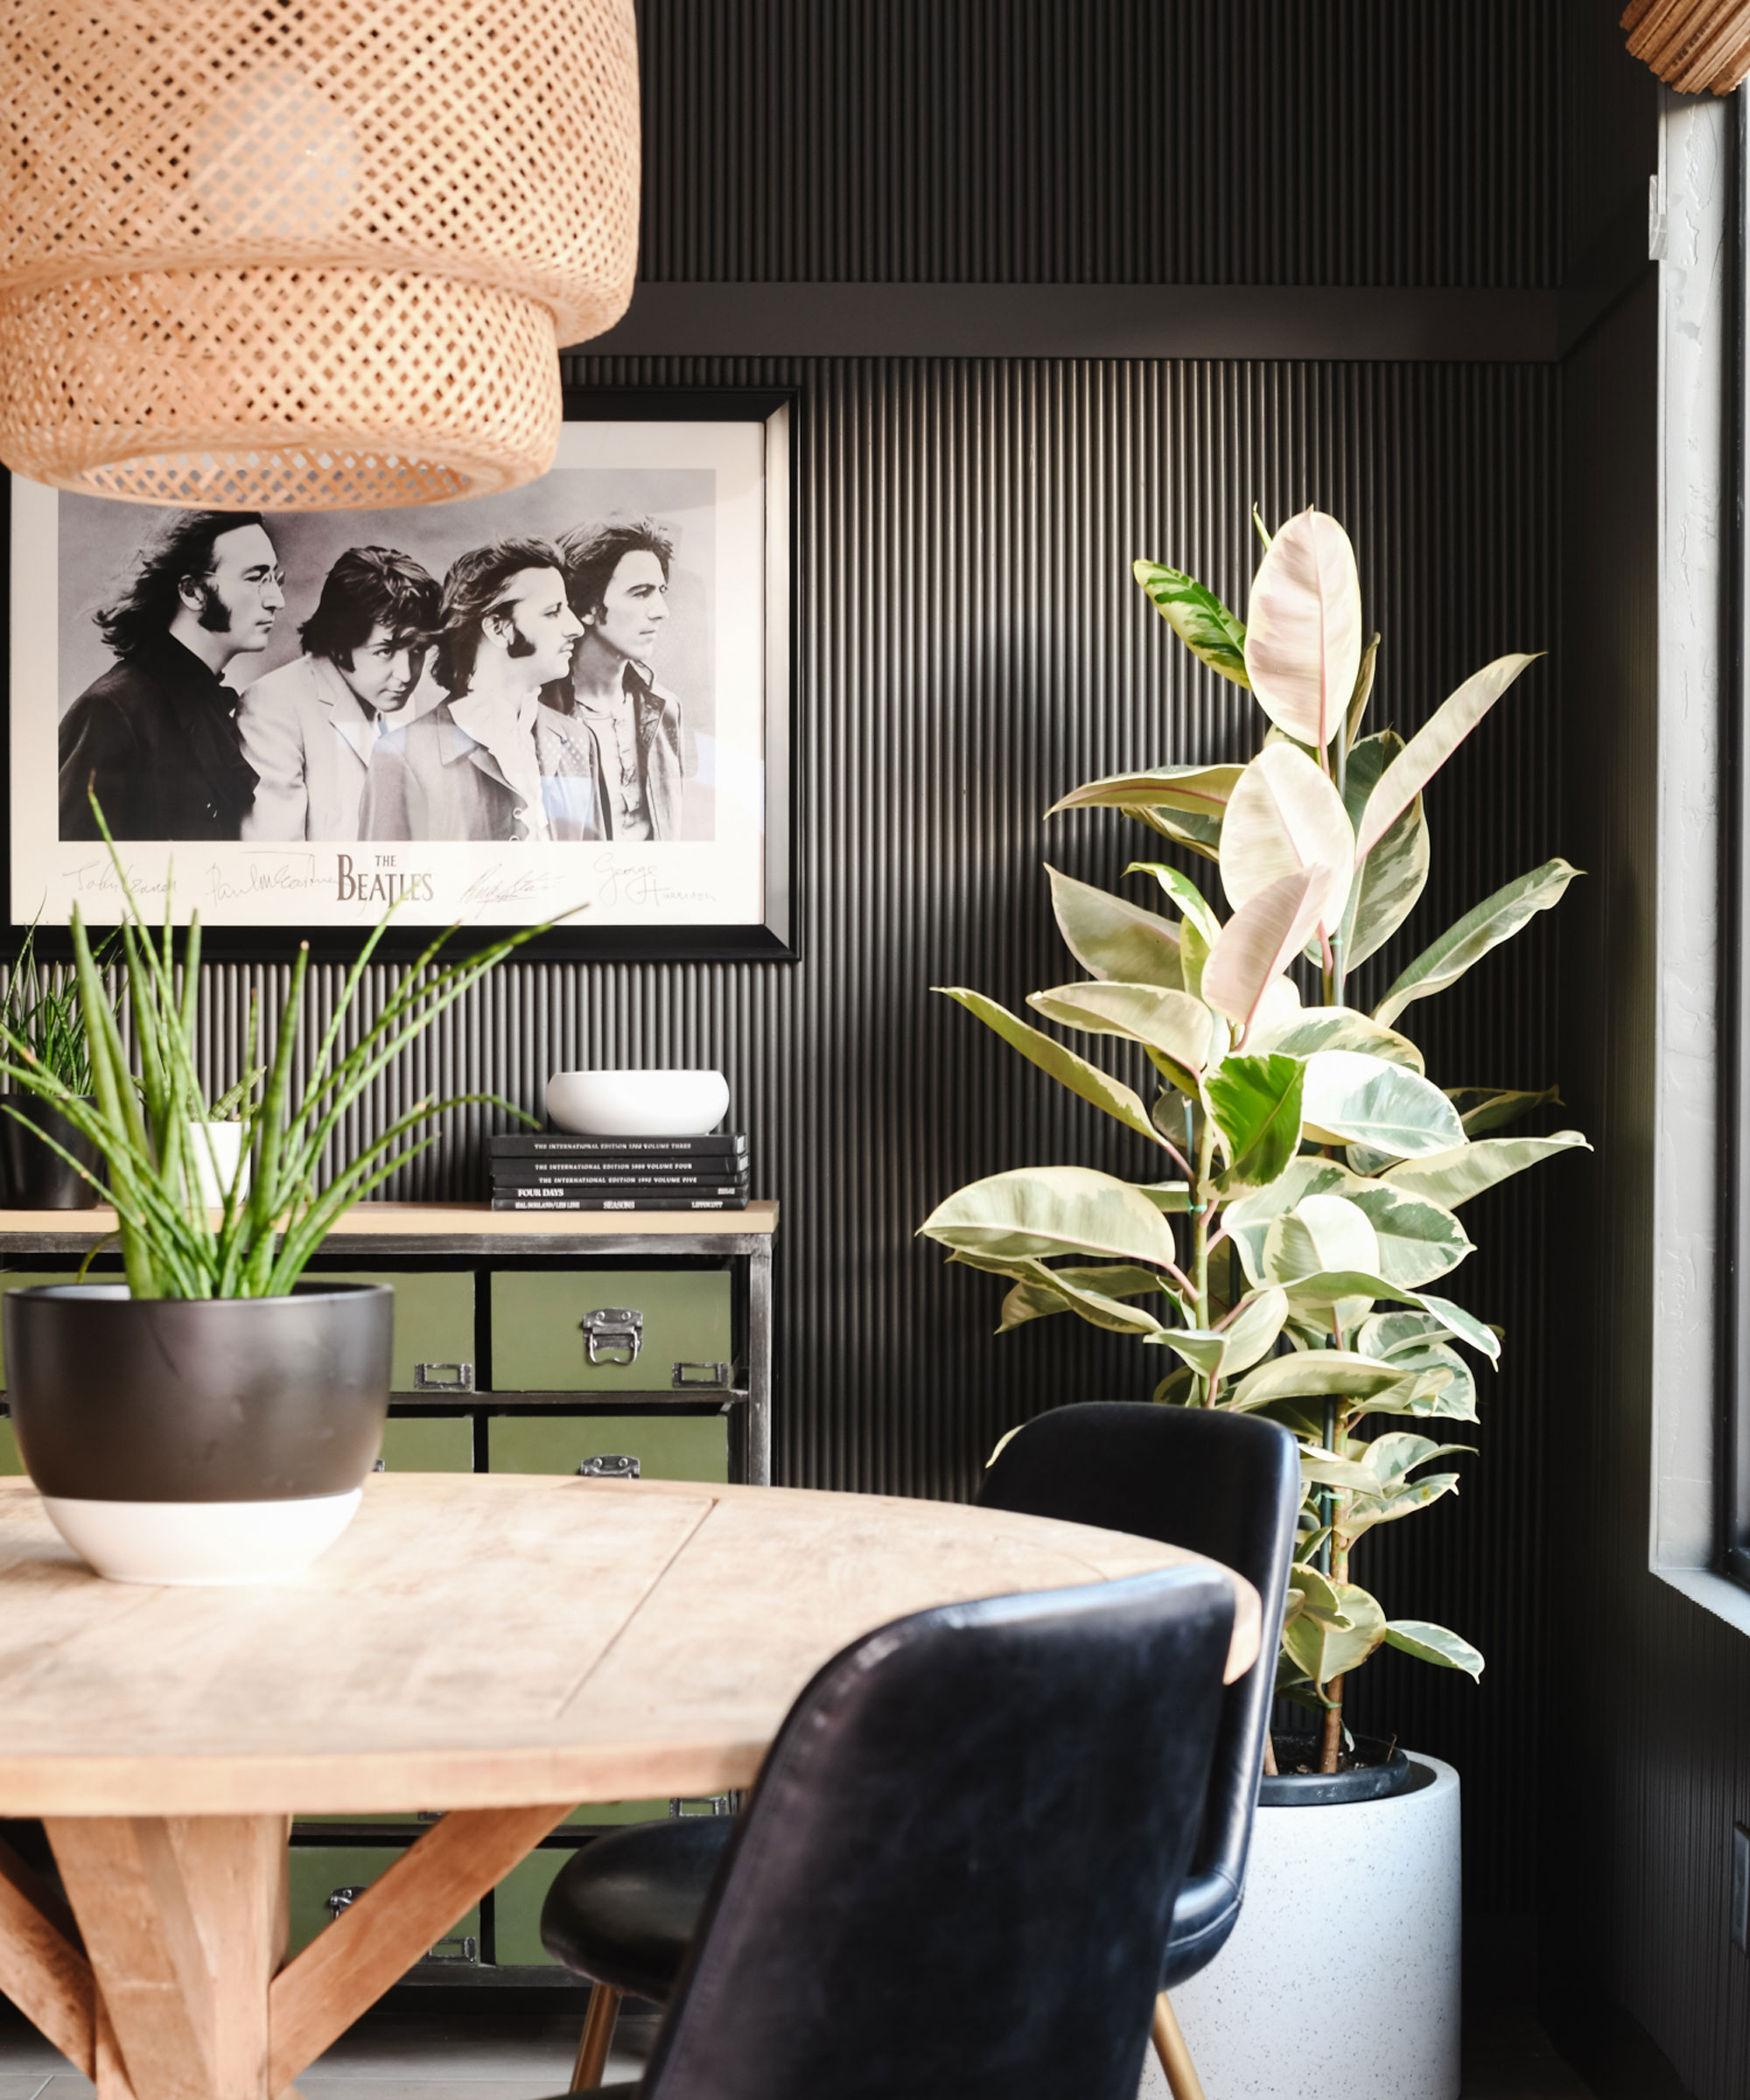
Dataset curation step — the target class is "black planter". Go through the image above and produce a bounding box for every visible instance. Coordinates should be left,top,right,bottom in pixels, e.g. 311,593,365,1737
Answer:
1261,1732,1431,1807
3,1281,393,1502
0,1096,101,1209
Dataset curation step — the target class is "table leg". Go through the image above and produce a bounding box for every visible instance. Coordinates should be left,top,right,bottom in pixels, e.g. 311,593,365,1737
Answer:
268,1802,573,2093
47,1815,290,2100
24,1803,569,2100
0,1831,95,2076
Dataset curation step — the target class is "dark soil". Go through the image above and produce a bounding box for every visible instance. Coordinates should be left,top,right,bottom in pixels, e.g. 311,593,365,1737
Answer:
1269,1732,1398,1776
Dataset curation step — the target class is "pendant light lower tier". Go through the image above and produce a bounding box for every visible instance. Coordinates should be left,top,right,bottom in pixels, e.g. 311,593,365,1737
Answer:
0,0,640,509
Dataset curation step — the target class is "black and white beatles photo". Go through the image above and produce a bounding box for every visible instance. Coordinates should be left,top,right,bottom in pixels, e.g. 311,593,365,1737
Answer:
10,411,786,938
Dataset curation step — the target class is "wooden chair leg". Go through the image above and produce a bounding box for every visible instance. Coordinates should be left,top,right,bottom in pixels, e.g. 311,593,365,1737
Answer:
570,1983,622,2091
1152,1992,1208,2100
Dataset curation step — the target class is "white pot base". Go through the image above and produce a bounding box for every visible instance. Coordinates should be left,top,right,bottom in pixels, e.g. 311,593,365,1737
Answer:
1169,1754,1461,2100
42,1490,362,1586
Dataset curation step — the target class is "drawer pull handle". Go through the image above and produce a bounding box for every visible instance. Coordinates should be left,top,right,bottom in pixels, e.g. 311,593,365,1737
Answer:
669,1795,736,1818
413,1361,474,1393
424,1934,480,1964
673,1360,730,1389
577,1453,641,1480
581,1306,643,1366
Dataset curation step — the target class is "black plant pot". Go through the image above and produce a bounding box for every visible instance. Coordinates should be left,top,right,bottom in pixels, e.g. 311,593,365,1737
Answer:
1261,1731,1427,1806
3,1281,393,1583
0,1095,101,1209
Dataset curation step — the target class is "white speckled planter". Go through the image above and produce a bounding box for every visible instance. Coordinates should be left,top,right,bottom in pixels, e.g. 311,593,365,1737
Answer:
1168,1754,1460,2100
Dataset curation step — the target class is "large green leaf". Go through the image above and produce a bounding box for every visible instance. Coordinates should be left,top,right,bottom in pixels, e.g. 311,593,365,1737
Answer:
936,987,1161,1144
1374,858,1579,1029
1283,1578,1387,1690
1219,743,1355,938
1280,1270,1500,1360
1263,1193,1382,1284
1247,1004,1424,1073
1382,1130,1591,1208
1354,653,1541,858
1047,765,1244,822
1126,863,1224,943
1202,865,1326,1034
1226,1158,1363,1284
1353,1313,1479,1421
974,1257,1172,1336
1242,508,1363,751
920,1166,1185,1268
1125,805,1224,863
1202,1054,1305,1189
1026,981,1214,1078
1300,1050,1466,1158
1228,1348,1424,1414
1383,1620,1485,1679
1152,1286,1292,1384
1447,1084,1562,1136
1130,560,1250,687
1342,1181,1473,1287
1046,866,1184,989
1339,731,1430,969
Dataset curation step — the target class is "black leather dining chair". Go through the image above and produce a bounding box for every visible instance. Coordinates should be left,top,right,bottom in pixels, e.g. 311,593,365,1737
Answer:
545,1402,1300,2098
541,1560,1236,2100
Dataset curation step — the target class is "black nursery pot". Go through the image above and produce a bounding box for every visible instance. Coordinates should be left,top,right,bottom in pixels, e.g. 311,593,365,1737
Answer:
1261,1732,1431,1807
3,1281,393,1502
0,1095,101,1209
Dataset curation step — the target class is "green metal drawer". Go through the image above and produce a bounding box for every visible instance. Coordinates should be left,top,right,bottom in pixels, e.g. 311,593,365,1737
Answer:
379,1415,473,1472
487,1413,727,1483
491,1270,732,1393
314,1270,474,1393
493,1848,571,1968
288,1843,480,1964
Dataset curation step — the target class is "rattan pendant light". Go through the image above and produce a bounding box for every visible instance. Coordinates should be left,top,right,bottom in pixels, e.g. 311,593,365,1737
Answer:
1623,0,1750,93
0,0,640,509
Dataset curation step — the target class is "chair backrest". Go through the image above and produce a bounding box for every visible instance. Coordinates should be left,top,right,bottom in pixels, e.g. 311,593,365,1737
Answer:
976,1401,1300,1980
636,1564,1235,2100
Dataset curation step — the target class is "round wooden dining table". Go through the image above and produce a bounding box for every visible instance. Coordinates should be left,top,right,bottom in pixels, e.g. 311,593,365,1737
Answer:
0,1470,1261,2100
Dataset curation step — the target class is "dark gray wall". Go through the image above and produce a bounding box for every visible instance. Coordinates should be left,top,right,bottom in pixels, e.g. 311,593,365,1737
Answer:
19,0,1591,1948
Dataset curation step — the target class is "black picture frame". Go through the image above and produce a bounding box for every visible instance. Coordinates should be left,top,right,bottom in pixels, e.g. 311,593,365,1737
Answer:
2,383,801,964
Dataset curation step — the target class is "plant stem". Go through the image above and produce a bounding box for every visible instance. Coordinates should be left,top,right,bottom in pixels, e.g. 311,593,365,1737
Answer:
1320,1681,1345,1773
1190,1110,1217,1330
1320,1404,1353,1774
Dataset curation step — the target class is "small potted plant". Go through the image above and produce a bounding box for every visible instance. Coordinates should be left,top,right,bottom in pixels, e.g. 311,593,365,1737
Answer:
919,508,1588,2098
0,807,559,1586
0,922,110,1208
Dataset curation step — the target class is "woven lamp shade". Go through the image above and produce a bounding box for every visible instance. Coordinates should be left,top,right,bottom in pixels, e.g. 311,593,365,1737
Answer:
1623,0,1750,92
0,0,640,509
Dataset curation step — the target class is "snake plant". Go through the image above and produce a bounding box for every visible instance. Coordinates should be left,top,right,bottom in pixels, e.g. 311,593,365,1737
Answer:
0,802,556,1298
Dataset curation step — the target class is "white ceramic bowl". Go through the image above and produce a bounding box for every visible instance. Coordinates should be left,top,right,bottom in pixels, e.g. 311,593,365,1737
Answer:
546,1069,731,1137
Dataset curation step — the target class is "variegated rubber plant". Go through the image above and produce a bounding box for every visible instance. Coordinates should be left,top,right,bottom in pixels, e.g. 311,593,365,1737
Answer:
919,508,1588,1773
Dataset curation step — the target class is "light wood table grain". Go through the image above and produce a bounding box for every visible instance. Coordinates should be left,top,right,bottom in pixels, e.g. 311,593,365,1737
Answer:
0,1471,1260,2100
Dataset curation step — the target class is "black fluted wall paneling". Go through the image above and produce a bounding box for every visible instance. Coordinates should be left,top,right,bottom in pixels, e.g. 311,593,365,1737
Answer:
633,0,1565,287
133,357,1562,1912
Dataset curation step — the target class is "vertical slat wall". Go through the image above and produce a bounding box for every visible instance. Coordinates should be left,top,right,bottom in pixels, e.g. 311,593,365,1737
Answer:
158,358,1562,1910
634,0,1564,287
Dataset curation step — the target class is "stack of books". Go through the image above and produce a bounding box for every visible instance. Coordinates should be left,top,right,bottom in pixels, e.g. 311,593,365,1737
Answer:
489,1132,751,1212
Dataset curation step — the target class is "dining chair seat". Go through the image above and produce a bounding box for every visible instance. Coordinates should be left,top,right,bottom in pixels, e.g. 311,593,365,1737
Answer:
542,1816,728,2002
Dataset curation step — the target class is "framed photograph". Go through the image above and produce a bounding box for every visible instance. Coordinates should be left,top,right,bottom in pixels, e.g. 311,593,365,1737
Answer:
5,385,798,960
